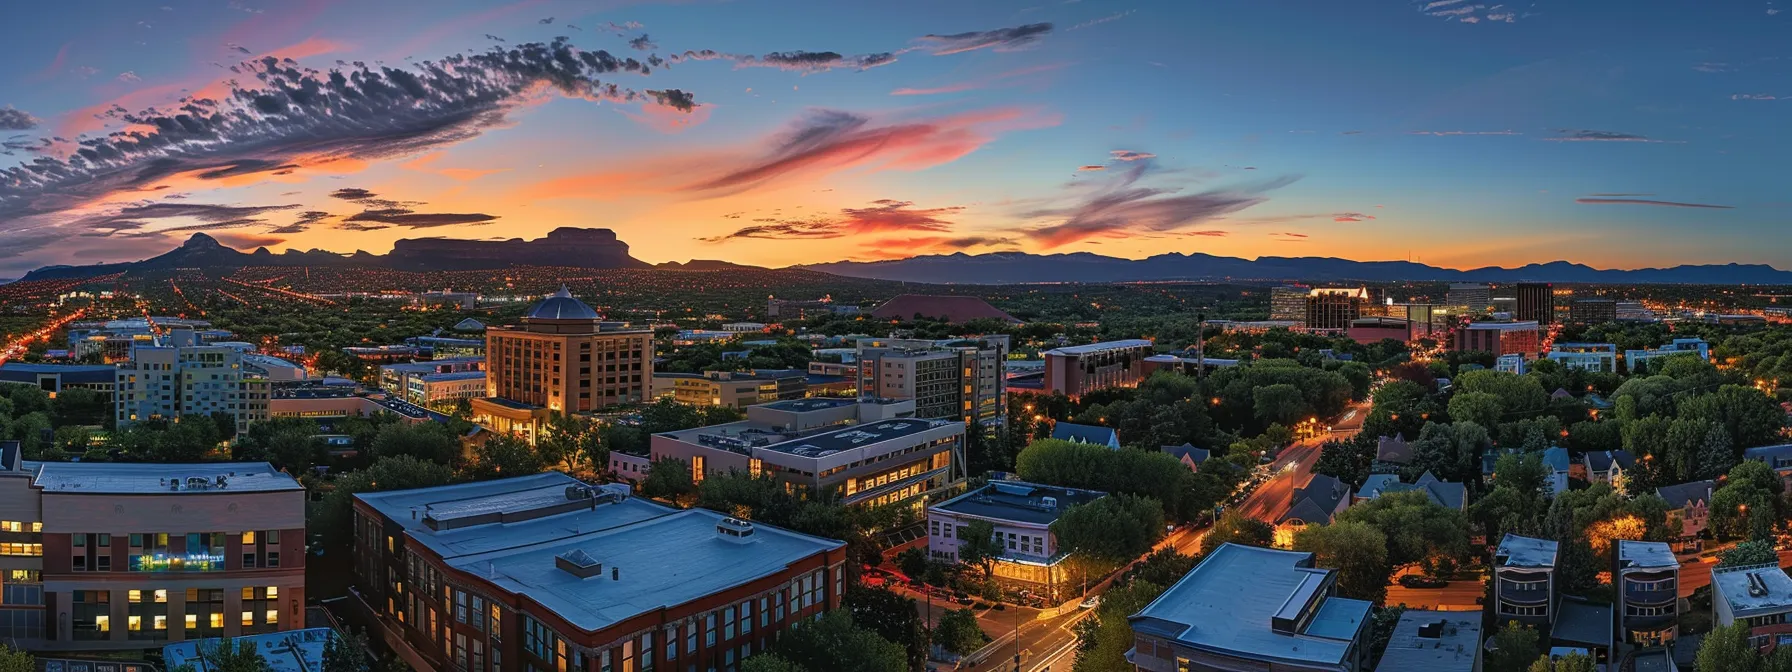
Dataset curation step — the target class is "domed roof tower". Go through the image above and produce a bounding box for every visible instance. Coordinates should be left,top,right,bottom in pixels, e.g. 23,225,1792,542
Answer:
527,286,600,321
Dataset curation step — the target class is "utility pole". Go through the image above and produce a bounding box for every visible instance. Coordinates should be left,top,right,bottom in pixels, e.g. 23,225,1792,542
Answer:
1195,312,1207,378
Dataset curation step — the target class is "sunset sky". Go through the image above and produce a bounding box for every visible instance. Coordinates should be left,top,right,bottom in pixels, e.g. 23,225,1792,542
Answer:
1,0,1788,277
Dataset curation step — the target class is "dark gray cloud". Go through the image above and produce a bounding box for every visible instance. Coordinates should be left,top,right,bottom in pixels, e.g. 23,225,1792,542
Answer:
0,38,695,222
336,221,390,231
70,202,301,238
0,107,38,131
343,207,498,228
1545,129,1664,143
1587,192,1653,197
225,42,252,54
628,34,657,51
1575,197,1733,209
1022,158,1297,247
539,16,554,24
484,34,506,43
268,210,331,234
329,188,377,200
915,23,1052,55
667,49,896,73
646,89,696,111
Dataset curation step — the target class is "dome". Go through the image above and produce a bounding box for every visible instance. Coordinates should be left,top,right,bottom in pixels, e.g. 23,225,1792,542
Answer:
527,286,599,320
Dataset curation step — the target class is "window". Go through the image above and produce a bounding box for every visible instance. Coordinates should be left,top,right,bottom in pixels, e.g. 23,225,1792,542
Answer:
705,613,716,646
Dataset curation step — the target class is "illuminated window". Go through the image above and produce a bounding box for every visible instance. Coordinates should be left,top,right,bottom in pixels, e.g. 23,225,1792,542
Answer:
242,531,257,544
96,615,109,632
129,615,142,631
209,612,223,628
185,614,197,629
242,611,254,627
154,590,167,603
154,615,166,630
265,610,277,625
129,590,142,602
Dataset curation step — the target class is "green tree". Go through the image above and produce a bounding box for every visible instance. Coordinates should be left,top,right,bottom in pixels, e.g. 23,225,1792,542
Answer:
171,638,273,672
769,611,906,672
641,457,696,501
317,456,455,551
1129,548,1197,587
844,586,925,672
368,422,460,465
322,630,371,672
1253,383,1310,427
537,412,604,472
1712,460,1785,540
1202,511,1273,555
1293,520,1390,604
1335,490,1469,572
1718,539,1779,567
1487,622,1543,672
1053,494,1166,566
0,646,32,672
262,428,325,475
466,433,545,480
934,608,985,656
1698,622,1761,672
958,520,1003,576
1073,580,1165,672
1448,392,1503,429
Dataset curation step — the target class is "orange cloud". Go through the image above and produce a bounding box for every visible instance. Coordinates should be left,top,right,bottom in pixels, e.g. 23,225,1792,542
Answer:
617,101,715,134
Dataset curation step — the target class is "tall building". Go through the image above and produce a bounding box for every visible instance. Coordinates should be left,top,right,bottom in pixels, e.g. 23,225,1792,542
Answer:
1613,540,1678,647
1128,543,1373,672
352,473,846,672
1444,283,1491,312
472,288,653,442
651,398,964,508
1305,288,1368,333
1569,298,1618,325
856,336,1008,425
114,346,270,431
1269,285,1310,321
1516,283,1555,325
1452,321,1541,358
0,449,306,651
1041,339,1155,399
1493,534,1558,627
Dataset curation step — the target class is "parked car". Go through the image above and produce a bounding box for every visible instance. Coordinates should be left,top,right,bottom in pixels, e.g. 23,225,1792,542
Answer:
1399,575,1449,589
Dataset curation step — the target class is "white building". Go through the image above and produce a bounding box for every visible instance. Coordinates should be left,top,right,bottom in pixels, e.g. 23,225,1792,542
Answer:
1625,338,1711,373
1548,343,1618,373
114,346,270,431
926,480,1106,600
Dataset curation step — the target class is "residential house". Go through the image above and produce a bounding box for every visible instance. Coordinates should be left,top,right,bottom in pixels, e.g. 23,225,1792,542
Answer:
1353,472,1467,510
1161,444,1211,472
1744,444,1792,484
1552,595,1614,666
1584,450,1637,489
1711,562,1792,651
1543,446,1572,496
1051,422,1120,449
1656,480,1715,551
1615,540,1680,647
1375,435,1413,466
1493,534,1559,627
1127,543,1373,672
1276,474,1351,547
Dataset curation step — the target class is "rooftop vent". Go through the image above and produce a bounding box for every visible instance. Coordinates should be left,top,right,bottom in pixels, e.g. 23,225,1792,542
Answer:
1748,571,1771,598
1417,620,1446,639
717,517,756,543
554,549,603,579
1040,496,1058,510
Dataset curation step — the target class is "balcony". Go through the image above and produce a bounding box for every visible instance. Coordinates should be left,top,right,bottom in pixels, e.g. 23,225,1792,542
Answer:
1624,583,1678,607
1622,611,1677,632
1499,586,1550,606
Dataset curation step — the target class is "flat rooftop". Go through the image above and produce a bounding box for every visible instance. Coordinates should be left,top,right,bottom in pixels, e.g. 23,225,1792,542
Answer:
164,628,330,672
1046,339,1153,356
449,507,842,632
1130,543,1367,667
1496,534,1559,568
1712,564,1792,618
1375,610,1482,672
757,398,857,413
32,462,300,494
1617,540,1678,570
768,418,946,456
420,370,486,382
933,480,1106,526
358,473,674,559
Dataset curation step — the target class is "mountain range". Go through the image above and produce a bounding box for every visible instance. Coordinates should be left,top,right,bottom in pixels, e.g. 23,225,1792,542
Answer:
19,233,1792,285
797,251,1792,285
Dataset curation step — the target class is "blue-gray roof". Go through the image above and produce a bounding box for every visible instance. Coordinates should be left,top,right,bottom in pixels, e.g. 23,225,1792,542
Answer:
1584,449,1636,473
1051,422,1117,447
420,370,486,382
1161,443,1211,464
1130,543,1366,667
1542,446,1571,473
1655,480,1714,509
1358,472,1467,510
1712,564,1792,618
0,362,117,385
1496,534,1559,568
1616,540,1676,570
1280,473,1349,525
932,480,1107,527
1745,444,1792,467
527,287,599,320
1551,596,1612,648
1375,610,1481,672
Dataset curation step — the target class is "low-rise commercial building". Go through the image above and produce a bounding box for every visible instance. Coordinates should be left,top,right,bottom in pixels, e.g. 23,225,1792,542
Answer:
1615,540,1679,647
1453,321,1540,358
1346,317,1414,345
856,337,1008,425
1042,339,1154,399
1373,610,1481,672
1128,543,1373,672
1548,343,1618,373
1711,562,1792,650
1625,338,1711,374
352,473,846,672
0,363,118,394
380,358,485,404
652,370,806,409
651,398,963,508
0,450,306,651
1494,534,1558,627
114,346,269,432
926,481,1105,600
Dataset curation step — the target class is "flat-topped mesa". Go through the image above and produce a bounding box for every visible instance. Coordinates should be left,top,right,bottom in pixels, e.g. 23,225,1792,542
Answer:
385,227,649,270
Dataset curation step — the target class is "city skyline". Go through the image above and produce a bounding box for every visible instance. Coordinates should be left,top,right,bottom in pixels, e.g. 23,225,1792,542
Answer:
3,0,1789,278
